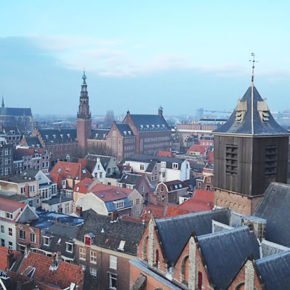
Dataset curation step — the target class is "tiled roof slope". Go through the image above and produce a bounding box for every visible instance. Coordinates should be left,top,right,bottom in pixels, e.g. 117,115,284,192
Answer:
254,182,290,247
155,208,230,264
214,86,288,135
116,123,134,136
198,227,260,289
38,128,77,144
19,251,84,289
77,210,146,256
256,250,290,290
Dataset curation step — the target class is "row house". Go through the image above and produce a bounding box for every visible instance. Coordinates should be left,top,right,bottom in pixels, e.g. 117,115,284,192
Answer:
122,154,190,183
151,180,188,205
0,125,22,145
0,197,38,250
75,210,146,290
74,183,134,217
50,160,92,195
85,153,119,182
0,175,40,208
13,146,51,174
0,137,13,178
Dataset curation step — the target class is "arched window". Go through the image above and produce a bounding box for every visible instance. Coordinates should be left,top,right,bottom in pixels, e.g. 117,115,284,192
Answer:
198,271,203,290
143,236,148,261
180,256,189,285
235,282,245,290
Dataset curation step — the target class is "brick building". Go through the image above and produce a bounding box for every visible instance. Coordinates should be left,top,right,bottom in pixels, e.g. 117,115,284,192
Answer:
123,107,171,155
214,78,289,215
0,137,13,178
75,210,145,290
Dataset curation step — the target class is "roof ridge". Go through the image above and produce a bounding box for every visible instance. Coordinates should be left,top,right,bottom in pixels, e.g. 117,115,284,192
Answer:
256,249,290,265
198,226,248,241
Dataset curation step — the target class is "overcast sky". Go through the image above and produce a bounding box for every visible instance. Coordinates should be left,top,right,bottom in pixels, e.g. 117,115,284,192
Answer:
1,1,290,116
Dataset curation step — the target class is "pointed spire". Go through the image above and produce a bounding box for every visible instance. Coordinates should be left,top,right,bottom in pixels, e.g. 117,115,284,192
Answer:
1,96,4,108
82,70,87,85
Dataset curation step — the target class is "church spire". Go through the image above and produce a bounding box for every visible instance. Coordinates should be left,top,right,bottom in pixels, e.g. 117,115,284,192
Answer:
77,71,91,119
1,96,4,108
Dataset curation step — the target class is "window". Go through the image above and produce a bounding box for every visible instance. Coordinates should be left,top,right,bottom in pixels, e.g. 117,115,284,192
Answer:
43,236,50,246
79,247,86,261
136,198,140,205
225,145,238,175
109,273,117,289
8,228,12,236
114,200,124,209
1,239,4,247
30,233,36,243
20,229,26,240
140,164,144,170
90,250,97,264
90,267,97,277
172,162,178,169
1,225,4,233
8,241,13,249
66,242,73,253
6,212,13,219
110,255,117,270
198,271,203,290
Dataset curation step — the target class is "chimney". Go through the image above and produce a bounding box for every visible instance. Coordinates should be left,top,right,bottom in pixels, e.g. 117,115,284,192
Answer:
158,106,163,116
111,211,118,222
76,206,83,217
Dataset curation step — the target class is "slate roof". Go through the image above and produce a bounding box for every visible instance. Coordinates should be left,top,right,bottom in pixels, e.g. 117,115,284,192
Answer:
198,227,260,289
38,128,77,144
42,194,73,205
90,128,110,140
85,153,112,170
119,173,143,187
214,86,288,135
164,180,187,191
77,210,146,256
256,250,290,290
155,208,231,264
116,123,134,137
254,182,290,247
25,136,42,147
40,223,80,259
0,107,32,117
128,114,170,132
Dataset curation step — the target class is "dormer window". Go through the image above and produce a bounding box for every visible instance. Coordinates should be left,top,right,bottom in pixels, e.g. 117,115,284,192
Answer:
258,100,270,122
84,233,94,246
5,212,13,219
114,200,124,209
172,163,178,169
43,236,50,246
235,100,247,123
66,242,73,253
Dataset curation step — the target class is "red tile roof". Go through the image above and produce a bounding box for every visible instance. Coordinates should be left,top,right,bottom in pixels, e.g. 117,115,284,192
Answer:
158,151,174,157
73,177,94,193
0,198,26,222
0,247,21,272
187,144,209,156
19,252,84,289
50,161,92,188
141,204,178,222
207,151,214,164
90,183,132,202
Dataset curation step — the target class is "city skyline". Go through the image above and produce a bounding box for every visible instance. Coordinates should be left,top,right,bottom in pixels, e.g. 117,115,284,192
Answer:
1,1,290,115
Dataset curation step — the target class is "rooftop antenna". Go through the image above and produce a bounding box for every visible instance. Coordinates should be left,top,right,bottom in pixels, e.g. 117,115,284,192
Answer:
249,52,258,134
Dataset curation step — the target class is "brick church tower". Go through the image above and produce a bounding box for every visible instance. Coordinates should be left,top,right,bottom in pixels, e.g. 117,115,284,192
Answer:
77,72,91,153
214,59,289,215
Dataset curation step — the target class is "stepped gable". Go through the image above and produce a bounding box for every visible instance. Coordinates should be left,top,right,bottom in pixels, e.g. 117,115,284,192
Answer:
254,182,290,247
214,86,288,136
155,208,230,264
256,250,290,290
198,226,260,289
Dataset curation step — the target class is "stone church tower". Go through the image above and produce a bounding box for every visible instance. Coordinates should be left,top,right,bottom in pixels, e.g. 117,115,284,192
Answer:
214,66,289,215
77,72,91,153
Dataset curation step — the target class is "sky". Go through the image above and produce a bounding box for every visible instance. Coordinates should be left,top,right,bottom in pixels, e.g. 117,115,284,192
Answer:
0,1,290,116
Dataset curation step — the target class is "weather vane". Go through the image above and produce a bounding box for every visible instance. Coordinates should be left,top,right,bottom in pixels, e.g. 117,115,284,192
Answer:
249,52,258,83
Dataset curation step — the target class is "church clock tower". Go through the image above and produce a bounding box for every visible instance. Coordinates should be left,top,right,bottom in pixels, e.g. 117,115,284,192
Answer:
214,55,289,215
77,71,91,153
